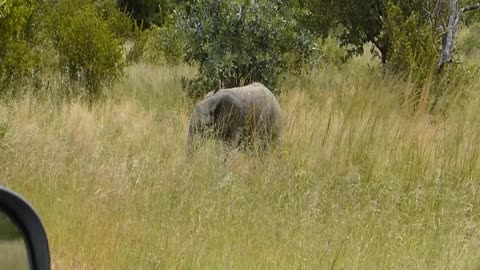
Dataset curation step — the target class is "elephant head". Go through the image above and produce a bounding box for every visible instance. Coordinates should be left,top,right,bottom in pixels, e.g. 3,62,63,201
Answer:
186,92,246,157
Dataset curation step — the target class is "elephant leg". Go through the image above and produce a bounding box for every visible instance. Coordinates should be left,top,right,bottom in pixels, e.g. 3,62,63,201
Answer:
226,127,243,151
219,126,243,161
251,121,277,155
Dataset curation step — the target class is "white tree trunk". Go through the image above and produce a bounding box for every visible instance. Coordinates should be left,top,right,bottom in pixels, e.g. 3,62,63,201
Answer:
437,1,480,72
437,0,458,72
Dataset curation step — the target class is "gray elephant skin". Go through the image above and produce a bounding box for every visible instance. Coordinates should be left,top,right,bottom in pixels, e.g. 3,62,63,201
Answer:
186,82,282,157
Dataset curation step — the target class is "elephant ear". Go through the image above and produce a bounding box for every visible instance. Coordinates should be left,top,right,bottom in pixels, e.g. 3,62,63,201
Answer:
211,92,246,140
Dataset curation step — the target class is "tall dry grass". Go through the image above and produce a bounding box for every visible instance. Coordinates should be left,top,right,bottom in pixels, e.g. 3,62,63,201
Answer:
1,60,480,269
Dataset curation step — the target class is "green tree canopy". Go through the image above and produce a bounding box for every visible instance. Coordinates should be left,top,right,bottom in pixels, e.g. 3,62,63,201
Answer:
175,0,318,98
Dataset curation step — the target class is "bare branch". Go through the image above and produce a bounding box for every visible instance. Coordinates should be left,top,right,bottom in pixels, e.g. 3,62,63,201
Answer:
460,3,480,14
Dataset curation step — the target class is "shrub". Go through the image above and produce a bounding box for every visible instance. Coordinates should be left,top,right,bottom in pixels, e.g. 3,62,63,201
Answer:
141,23,186,66
126,28,149,64
99,0,136,41
0,0,39,92
384,1,439,86
47,0,126,99
317,34,349,68
175,0,317,99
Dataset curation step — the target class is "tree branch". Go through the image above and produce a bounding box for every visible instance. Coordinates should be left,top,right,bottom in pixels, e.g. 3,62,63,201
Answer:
460,3,480,14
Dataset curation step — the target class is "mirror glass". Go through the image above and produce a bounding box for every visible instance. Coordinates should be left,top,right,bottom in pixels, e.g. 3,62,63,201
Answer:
0,210,29,270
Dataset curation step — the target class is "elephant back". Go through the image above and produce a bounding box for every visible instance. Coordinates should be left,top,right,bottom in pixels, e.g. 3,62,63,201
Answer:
219,83,282,138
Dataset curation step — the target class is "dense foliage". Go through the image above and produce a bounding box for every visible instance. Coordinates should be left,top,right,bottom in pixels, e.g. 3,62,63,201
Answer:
1,0,480,102
47,0,129,98
0,0,40,92
174,0,318,98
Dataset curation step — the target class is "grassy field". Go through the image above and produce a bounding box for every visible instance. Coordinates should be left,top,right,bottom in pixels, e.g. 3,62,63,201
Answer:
1,56,480,269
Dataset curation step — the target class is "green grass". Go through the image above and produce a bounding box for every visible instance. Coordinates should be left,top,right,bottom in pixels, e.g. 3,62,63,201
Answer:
1,60,480,269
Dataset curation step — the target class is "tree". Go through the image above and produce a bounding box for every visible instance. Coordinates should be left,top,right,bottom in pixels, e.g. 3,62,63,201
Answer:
300,0,447,65
175,0,318,98
276,0,336,39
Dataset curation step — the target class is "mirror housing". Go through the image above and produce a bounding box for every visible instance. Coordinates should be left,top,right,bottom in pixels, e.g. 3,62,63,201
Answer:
0,187,50,270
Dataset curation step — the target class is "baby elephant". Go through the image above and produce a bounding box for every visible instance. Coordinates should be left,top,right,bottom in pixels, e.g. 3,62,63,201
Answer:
186,82,282,157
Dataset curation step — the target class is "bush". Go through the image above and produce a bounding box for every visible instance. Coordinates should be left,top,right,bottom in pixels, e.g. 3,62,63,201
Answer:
126,28,149,64
382,1,480,112
100,0,136,41
0,0,40,92
47,0,126,99
317,34,349,68
141,23,186,66
175,0,317,99
384,1,438,86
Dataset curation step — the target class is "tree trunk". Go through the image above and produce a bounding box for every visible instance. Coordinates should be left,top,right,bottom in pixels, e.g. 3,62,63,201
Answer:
371,39,389,65
381,48,388,65
437,0,458,73
437,1,480,73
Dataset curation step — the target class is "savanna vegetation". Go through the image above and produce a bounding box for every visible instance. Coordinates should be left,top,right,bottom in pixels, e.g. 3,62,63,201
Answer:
1,0,480,269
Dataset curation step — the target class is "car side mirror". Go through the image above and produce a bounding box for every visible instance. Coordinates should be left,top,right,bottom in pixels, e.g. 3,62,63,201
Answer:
0,187,51,270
